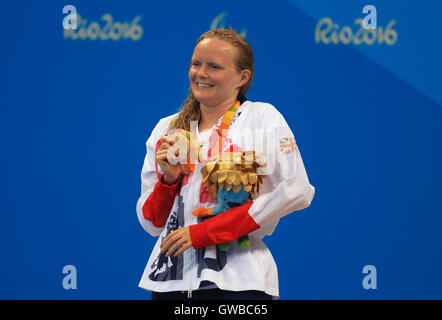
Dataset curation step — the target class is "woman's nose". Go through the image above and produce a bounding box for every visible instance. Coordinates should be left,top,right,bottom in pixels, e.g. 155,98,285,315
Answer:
197,64,208,78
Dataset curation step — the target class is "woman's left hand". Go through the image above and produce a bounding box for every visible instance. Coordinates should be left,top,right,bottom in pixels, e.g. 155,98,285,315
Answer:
160,227,193,257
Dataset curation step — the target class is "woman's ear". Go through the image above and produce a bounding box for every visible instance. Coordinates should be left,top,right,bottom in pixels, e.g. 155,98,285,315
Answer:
239,69,251,87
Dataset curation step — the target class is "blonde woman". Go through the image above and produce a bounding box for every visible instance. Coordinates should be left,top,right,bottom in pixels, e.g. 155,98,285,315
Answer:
136,28,315,300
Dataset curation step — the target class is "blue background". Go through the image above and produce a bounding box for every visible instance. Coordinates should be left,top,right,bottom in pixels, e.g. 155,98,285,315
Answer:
1,0,441,299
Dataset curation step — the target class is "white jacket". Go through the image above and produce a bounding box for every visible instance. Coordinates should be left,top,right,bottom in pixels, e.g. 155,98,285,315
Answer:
136,100,315,298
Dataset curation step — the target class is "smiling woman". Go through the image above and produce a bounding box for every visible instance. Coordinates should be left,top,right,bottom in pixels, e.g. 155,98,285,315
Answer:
188,37,251,131
169,28,254,132
136,27,315,300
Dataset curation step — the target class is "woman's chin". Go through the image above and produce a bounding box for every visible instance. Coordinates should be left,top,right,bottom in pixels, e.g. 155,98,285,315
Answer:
193,93,215,106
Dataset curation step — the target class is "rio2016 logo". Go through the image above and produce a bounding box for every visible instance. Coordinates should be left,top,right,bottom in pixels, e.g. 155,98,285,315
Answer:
315,17,397,46
63,13,143,41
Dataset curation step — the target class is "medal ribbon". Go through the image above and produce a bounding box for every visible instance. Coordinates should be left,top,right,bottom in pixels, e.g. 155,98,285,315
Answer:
206,100,240,159
200,100,240,202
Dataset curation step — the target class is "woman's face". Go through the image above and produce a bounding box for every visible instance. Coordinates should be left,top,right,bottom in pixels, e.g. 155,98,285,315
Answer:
189,38,250,109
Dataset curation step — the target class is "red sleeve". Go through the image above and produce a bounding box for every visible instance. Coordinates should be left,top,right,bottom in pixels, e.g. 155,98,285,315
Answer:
142,174,181,228
188,201,260,249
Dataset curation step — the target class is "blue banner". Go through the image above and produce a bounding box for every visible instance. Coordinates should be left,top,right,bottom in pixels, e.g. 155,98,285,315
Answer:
1,0,441,299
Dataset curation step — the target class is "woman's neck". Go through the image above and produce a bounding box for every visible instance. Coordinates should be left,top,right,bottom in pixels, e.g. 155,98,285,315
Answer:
199,98,237,131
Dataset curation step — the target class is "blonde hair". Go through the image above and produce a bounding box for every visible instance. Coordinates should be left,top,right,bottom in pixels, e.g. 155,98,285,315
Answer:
169,27,255,131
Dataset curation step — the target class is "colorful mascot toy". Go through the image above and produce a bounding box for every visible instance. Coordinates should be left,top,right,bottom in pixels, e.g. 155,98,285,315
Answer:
192,151,266,251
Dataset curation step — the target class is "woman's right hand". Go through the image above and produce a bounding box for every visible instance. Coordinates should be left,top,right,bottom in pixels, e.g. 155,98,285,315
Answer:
156,135,182,185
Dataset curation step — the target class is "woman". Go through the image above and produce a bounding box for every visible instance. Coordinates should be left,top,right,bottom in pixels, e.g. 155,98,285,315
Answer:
136,27,315,300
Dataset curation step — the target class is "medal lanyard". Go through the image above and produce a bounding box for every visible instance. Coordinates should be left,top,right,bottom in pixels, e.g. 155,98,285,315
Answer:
206,100,240,159
199,100,240,203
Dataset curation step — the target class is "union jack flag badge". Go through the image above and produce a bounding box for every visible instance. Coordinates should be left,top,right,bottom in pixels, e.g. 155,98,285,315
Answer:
280,137,297,154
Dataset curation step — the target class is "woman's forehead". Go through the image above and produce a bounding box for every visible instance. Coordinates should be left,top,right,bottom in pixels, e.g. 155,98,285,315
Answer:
192,38,236,63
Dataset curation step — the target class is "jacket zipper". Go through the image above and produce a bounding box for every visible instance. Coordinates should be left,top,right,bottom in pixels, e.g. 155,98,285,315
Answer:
187,287,193,298
186,172,198,299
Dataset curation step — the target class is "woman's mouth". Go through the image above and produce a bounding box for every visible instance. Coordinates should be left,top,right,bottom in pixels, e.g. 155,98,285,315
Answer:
197,82,214,88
